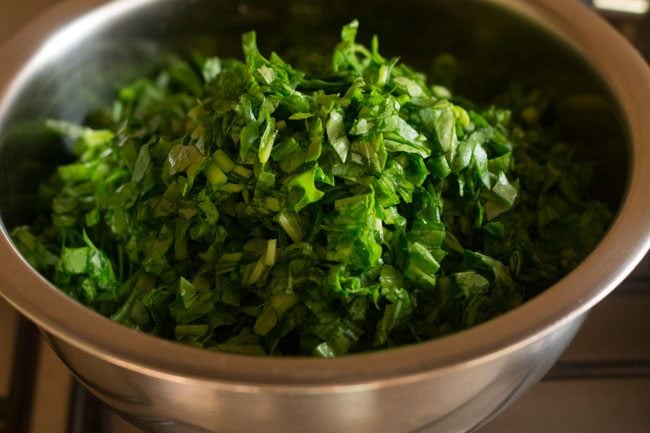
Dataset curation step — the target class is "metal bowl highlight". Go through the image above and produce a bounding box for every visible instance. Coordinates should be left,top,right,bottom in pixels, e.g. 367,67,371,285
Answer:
0,1,648,432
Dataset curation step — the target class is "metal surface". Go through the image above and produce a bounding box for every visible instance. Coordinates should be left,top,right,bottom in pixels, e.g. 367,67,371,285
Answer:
0,1,648,432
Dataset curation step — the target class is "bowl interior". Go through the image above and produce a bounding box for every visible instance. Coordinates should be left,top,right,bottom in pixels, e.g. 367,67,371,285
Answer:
0,4,639,397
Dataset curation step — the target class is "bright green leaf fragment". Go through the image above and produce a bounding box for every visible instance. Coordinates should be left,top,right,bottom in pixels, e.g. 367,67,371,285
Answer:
287,167,326,212
326,108,350,163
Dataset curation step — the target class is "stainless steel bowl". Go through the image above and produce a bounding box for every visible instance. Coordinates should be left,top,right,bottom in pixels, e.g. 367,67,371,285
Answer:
0,1,648,432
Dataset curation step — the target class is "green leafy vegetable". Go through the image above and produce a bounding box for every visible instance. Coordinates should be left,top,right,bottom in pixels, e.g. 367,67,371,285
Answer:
12,21,612,357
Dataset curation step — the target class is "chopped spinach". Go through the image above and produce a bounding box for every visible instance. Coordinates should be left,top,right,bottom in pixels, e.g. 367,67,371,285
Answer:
12,21,611,356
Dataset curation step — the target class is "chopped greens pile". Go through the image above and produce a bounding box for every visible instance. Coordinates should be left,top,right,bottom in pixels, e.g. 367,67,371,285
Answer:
13,21,612,357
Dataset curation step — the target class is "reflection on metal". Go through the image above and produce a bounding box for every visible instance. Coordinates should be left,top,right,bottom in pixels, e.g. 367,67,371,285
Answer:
594,0,650,14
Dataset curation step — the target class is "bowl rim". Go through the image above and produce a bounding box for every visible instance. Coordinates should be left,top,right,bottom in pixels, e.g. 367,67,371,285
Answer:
0,0,648,388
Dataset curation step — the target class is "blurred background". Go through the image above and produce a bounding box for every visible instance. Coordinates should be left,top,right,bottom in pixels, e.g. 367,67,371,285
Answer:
0,1,648,432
